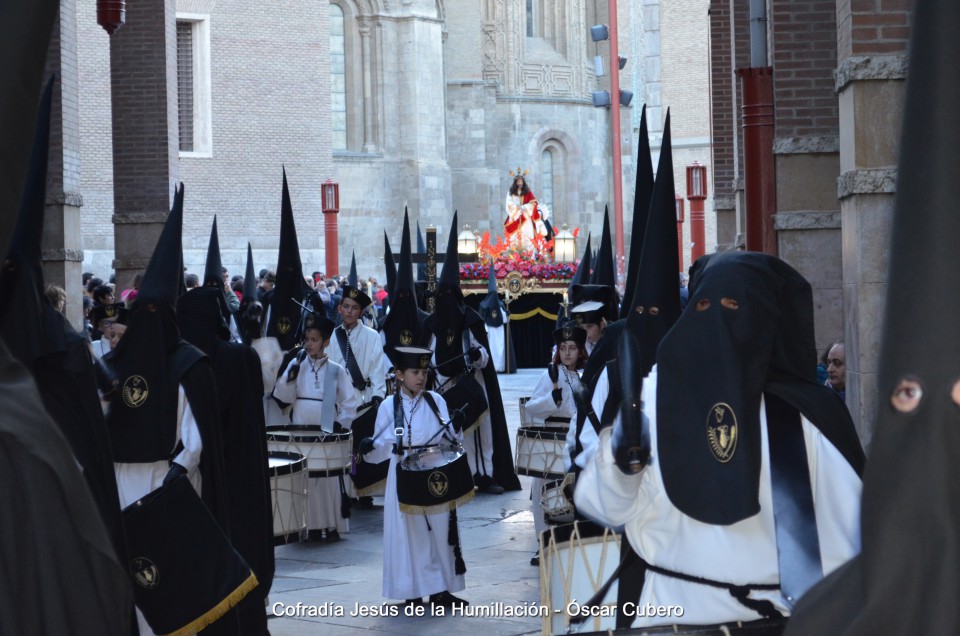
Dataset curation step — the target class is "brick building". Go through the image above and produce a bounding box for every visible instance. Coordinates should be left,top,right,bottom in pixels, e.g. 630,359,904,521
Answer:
709,0,914,442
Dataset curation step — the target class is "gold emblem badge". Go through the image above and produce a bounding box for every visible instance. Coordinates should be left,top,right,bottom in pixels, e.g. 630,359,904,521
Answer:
445,329,455,346
400,330,413,346
419,356,430,369
562,327,574,340
428,471,449,498
706,403,738,463
122,375,149,408
349,289,359,299
277,316,292,335
131,557,159,589
104,305,118,318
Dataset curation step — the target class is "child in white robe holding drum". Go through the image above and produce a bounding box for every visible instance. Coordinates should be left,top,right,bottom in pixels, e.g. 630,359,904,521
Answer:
523,324,586,565
359,346,471,608
273,313,357,541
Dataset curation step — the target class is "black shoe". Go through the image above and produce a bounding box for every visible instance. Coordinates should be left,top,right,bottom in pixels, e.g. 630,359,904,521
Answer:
306,529,323,542
325,529,340,542
482,482,505,495
429,591,469,607
530,553,539,566
357,496,374,509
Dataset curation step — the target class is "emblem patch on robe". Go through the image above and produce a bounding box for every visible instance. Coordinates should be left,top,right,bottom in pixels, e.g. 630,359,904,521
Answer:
445,329,455,346
428,471,449,498
122,375,149,408
131,557,159,589
277,316,292,335
400,330,413,346
706,403,738,463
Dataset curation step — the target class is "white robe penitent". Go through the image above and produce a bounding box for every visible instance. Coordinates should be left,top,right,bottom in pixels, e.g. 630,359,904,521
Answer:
365,390,466,600
272,355,358,533
574,365,862,628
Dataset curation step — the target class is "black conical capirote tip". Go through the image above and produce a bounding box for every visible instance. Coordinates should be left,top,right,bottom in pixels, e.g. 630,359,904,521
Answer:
487,256,497,293
396,208,415,294
348,251,359,287
592,206,615,287
570,234,592,290
384,231,397,295
203,215,224,287
138,183,185,306
621,105,655,318
438,211,460,289
242,242,257,302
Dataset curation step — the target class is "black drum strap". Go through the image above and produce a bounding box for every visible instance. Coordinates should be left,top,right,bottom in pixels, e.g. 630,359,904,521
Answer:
420,392,457,445
392,393,404,455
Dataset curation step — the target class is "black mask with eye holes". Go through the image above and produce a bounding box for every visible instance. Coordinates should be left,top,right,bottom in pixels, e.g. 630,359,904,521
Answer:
656,251,862,525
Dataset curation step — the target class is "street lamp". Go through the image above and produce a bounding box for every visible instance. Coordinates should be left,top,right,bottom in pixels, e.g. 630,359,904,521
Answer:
675,196,685,272
554,224,577,263
457,225,478,256
321,179,340,277
686,162,708,262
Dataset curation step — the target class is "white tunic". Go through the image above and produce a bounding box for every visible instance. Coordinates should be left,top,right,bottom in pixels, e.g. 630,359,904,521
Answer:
272,355,358,532
430,331,494,479
90,337,111,359
484,308,508,373
326,322,386,407
365,391,466,600
574,365,862,628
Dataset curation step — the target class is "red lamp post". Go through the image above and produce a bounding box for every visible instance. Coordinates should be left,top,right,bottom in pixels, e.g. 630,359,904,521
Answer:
686,162,707,262
675,196,685,272
321,179,340,276
97,0,126,35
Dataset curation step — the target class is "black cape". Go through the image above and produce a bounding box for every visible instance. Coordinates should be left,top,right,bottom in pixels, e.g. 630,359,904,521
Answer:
0,340,133,635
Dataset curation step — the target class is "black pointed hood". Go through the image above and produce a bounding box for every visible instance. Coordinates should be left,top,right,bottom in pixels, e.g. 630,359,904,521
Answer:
0,4,59,260
479,257,503,328
572,234,592,289
136,185,184,307
383,231,397,294
622,109,682,377
0,78,54,366
591,206,615,287
621,105,655,318
786,1,960,633
105,183,204,463
241,243,257,307
381,208,428,350
203,215,224,288
265,169,311,349
437,211,461,293
340,251,371,308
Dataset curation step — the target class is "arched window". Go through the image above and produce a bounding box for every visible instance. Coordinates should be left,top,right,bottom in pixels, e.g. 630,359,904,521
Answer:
541,148,554,209
330,3,347,151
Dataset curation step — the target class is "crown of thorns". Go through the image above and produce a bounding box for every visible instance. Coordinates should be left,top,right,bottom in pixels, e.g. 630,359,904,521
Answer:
508,167,529,177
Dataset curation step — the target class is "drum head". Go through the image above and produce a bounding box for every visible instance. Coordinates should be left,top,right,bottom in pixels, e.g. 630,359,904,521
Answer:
401,445,465,471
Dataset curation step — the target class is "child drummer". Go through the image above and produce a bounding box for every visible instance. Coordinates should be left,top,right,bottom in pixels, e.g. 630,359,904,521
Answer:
523,323,587,565
273,313,357,542
359,346,471,608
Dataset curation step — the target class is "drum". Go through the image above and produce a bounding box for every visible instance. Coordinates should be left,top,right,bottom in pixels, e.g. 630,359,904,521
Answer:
515,425,568,480
438,371,488,435
268,451,308,545
519,397,537,425
396,445,476,514
350,406,388,496
540,474,575,525
541,520,621,635
266,425,352,478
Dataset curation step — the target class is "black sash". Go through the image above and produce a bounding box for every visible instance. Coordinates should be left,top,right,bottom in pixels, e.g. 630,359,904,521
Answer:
335,327,368,392
765,392,822,608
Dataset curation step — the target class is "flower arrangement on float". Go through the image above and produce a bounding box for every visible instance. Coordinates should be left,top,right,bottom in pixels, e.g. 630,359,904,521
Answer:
459,228,580,281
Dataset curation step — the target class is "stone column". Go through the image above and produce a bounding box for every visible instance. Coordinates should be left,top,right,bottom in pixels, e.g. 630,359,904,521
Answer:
42,0,85,329
359,24,376,153
837,47,911,442
109,0,179,292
